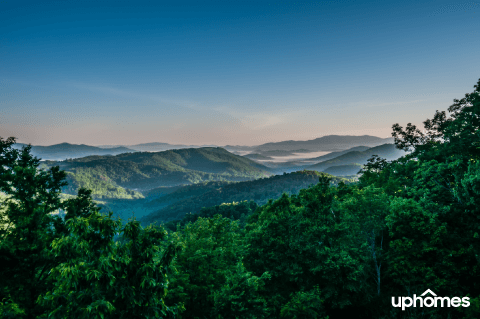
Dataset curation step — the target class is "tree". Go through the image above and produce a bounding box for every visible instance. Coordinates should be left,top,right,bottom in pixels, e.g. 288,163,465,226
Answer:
0,138,67,318
245,176,369,318
376,78,480,318
0,138,178,318
212,262,269,319
166,215,266,318
338,186,390,299
39,215,178,319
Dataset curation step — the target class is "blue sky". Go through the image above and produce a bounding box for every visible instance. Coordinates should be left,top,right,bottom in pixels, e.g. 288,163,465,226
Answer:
1,0,479,146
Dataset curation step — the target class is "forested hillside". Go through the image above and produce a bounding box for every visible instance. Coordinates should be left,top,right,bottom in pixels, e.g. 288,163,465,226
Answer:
43,147,272,193
143,181,233,209
163,200,259,231
95,181,234,220
322,163,363,176
141,170,352,224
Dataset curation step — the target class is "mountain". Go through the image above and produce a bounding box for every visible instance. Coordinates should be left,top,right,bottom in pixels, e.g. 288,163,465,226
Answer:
95,135,392,155
91,181,233,221
143,181,233,211
45,147,272,193
98,142,217,152
307,146,371,162
322,164,363,176
140,170,353,224
250,146,372,173
126,142,197,152
307,143,405,171
255,135,393,152
12,143,135,160
242,144,405,175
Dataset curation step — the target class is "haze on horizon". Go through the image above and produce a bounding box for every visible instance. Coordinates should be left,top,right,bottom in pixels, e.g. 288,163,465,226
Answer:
1,0,479,146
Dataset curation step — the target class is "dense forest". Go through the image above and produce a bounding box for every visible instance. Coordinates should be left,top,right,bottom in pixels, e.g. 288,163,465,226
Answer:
141,170,352,224
88,173,353,222
1,79,480,318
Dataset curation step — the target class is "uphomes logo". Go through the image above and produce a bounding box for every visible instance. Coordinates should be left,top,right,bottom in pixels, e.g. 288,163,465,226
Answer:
392,289,470,311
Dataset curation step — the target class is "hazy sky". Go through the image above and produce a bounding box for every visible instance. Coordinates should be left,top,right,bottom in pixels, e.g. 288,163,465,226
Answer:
1,0,479,146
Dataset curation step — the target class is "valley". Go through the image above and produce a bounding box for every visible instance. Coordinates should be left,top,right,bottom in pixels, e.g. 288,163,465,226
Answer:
31,135,406,225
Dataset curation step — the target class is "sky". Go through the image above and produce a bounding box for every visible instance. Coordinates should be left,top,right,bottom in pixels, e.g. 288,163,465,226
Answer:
1,0,479,146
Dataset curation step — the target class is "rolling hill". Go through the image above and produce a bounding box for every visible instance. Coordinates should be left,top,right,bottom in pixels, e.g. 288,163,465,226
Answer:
322,164,363,176
44,147,272,194
307,146,371,162
307,143,405,171
140,170,353,224
255,144,405,175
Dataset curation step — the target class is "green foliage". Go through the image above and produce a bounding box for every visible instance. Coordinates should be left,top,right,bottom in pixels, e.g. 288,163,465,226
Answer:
0,296,25,319
244,178,368,317
322,163,363,176
357,78,480,317
279,287,328,319
39,214,178,318
0,138,68,318
212,263,269,319
166,215,265,318
63,169,144,200
0,138,178,318
459,295,480,318
163,200,258,232
142,170,349,224
2,78,480,319
241,78,480,318
144,181,232,209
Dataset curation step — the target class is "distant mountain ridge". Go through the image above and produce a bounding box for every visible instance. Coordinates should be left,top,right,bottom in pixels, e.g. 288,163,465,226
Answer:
307,146,371,162
98,142,216,152
98,135,393,154
14,135,393,160
256,143,405,175
255,135,393,152
13,143,135,161
307,143,405,171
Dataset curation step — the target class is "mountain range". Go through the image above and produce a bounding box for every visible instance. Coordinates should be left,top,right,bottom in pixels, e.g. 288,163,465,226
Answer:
21,138,408,225
42,147,272,197
257,143,405,175
15,135,395,161
306,143,404,171
253,135,394,152
34,141,406,201
98,142,217,152
12,143,135,161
